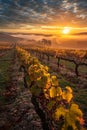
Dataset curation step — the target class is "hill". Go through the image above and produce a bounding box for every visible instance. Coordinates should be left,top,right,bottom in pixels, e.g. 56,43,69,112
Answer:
0,32,19,46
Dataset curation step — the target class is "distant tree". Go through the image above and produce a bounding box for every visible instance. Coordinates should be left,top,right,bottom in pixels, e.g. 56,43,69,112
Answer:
42,39,51,46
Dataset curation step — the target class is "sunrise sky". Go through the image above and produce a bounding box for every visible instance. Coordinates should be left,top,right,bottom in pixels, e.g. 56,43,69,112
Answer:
0,0,87,36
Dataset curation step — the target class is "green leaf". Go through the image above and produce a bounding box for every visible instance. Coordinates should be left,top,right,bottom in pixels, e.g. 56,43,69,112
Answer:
30,85,41,96
47,100,56,110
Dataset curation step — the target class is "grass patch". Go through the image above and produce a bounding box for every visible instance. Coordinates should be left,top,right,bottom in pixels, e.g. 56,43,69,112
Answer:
0,60,11,86
57,73,76,89
79,65,87,74
60,59,75,70
0,50,14,89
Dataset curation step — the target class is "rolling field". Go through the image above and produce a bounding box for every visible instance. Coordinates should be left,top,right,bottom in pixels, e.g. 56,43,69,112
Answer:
0,45,87,130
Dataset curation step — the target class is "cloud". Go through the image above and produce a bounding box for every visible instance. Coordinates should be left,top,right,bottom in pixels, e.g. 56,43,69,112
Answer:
0,0,87,29
72,32,87,35
7,32,53,36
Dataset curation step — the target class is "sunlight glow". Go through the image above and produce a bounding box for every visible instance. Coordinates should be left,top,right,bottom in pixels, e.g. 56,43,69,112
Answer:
62,27,71,34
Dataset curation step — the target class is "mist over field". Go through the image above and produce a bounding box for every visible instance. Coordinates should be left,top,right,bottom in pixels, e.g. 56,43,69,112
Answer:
11,33,87,49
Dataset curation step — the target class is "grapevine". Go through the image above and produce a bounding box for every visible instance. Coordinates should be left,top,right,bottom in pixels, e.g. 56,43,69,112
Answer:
16,46,85,130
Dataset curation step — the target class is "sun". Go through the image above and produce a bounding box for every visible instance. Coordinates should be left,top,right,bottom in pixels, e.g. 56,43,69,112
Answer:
62,27,71,34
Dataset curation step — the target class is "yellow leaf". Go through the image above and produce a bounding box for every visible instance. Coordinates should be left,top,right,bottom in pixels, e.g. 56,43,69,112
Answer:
51,76,59,86
53,106,66,120
50,87,57,98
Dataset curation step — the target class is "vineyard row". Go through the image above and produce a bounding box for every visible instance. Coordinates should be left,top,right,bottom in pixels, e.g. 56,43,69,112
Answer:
26,47,87,77
16,46,84,130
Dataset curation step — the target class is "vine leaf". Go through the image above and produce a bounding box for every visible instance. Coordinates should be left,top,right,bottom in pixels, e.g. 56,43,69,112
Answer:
47,100,56,110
